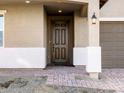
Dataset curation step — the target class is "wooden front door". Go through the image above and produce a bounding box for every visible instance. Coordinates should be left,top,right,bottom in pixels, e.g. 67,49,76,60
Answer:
51,21,68,65
47,16,74,66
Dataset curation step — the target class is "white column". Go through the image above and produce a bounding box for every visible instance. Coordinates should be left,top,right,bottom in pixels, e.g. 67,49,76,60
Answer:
86,0,101,79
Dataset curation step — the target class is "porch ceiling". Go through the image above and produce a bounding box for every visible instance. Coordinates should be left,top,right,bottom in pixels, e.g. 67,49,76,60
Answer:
45,3,83,15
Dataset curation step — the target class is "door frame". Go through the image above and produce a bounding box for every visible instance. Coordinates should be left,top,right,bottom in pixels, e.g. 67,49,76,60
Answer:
47,16,74,66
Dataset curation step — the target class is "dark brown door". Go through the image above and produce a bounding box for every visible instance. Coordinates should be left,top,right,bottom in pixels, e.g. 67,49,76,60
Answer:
51,21,68,65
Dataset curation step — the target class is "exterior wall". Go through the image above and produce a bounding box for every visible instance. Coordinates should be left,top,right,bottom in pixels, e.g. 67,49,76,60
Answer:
0,4,47,68
74,0,101,73
0,1,101,74
100,0,124,18
74,11,88,47
86,0,101,76
88,0,99,46
73,10,88,66
73,48,87,65
43,7,47,48
0,48,46,68
0,4,45,47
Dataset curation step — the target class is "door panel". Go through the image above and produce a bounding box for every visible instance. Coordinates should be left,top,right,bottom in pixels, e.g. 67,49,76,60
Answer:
52,21,68,64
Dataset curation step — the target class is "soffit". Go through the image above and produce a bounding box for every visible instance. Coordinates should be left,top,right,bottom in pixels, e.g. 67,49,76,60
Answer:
0,0,88,5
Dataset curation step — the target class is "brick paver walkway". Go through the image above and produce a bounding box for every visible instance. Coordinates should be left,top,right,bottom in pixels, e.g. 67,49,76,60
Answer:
0,66,123,93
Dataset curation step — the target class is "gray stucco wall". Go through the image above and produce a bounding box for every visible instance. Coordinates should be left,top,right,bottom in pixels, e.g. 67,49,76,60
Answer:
100,0,124,18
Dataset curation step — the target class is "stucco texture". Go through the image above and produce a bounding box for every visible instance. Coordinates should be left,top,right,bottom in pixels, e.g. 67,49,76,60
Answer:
74,11,88,47
0,4,45,47
0,4,89,48
100,0,124,18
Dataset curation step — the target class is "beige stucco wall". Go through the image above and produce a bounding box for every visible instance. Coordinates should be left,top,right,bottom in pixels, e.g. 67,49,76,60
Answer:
43,7,47,47
88,0,99,46
0,4,90,48
0,4,45,47
74,11,88,47
100,0,124,18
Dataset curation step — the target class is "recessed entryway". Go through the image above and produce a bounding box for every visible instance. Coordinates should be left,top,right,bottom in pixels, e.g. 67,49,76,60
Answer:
44,3,83,66
44,3,85,66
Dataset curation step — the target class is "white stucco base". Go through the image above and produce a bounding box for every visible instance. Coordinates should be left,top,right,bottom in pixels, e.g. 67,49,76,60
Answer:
0,48,46,68
73,47,101,73
73,47,87,65
0,47,101,72
86,47,101,73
